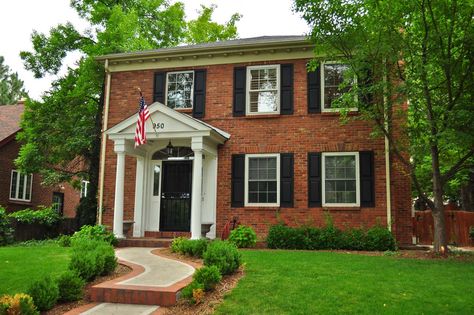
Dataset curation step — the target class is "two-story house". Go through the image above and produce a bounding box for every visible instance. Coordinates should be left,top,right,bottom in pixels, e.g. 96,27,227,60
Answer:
96,36,412,245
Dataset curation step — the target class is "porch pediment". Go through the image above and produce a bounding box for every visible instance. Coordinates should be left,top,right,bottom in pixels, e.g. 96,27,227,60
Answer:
106,102,230,144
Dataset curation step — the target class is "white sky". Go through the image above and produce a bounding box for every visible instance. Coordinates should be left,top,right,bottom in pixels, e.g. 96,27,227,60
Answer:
0,0,309,99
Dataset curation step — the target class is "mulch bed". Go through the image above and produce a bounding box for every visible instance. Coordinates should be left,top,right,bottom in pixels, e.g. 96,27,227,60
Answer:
45,263,132,315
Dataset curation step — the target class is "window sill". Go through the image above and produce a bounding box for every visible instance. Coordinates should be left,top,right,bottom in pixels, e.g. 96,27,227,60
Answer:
320,110,359,117
324,206,361,211
8,199,33,205
243,114,281,119
176,108,193,114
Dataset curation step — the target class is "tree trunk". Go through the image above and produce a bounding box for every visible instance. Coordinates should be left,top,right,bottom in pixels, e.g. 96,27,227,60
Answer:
460,171,474,211
430,145,448,254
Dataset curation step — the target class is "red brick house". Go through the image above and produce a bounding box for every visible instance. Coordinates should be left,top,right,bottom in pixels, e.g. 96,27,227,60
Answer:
96,36,412,245
0,102,80,217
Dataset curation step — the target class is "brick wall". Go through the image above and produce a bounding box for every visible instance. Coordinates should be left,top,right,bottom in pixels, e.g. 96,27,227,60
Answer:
0,139,80,218
101,58,413,244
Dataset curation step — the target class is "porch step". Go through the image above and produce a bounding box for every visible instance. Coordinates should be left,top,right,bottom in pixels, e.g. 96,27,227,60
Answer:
117,238,173,248
144,231,191,238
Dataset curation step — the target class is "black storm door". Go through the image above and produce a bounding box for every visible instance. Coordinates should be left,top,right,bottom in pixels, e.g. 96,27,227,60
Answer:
159,161,192,231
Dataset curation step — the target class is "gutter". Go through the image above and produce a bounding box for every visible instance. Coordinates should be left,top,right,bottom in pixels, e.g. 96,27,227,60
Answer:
383,63,392,231
98,59,112,225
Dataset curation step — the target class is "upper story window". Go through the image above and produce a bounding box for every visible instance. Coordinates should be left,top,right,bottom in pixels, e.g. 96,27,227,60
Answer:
245,154,280,206
321,62,355,111
322,152,360,207
246,65,280,115
80,180,89,198
10,170,33,202
166,71,194,109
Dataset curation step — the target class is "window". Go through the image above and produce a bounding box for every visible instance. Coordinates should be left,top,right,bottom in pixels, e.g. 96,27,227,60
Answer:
52,192,64,215
321,62,356,111
246,65,280,114
166,71,194,109
245,154,280,206
10,170,33,202
322,152,360,206
80,180,89,198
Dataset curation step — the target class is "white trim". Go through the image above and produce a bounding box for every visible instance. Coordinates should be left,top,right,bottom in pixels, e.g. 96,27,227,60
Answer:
244,153,280,207
245,64,280,116
80,180,89,198
9,170,33,202
165,70,195,109
320,61,358,113
322,152,360,207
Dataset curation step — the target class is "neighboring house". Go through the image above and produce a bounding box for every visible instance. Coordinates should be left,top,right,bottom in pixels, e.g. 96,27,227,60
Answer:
96,36,412,245
0,102,80,217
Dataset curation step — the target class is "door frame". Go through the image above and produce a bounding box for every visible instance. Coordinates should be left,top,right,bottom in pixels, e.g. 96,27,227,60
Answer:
146,160,163,231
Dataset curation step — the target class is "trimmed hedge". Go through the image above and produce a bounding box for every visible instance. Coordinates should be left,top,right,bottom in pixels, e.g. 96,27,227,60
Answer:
170,238,209,258
266,224,396,251
69,238,117,280
57,271,85,302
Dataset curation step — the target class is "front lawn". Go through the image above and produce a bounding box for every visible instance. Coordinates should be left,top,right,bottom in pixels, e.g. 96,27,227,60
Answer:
216,250,474,314
0,242,71,295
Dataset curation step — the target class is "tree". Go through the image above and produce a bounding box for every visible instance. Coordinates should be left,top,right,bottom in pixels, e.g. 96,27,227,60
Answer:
0,56,27,105
17,0,240,226
294,0,474,253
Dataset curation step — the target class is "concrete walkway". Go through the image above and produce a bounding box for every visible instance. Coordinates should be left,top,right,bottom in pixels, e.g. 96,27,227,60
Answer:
70,247,196,315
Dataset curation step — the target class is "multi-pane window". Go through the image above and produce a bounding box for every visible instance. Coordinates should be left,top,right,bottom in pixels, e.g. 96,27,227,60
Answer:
247,65,280,114
323,153,359,206
322,62,354,110
166,71,194,109
80,180,89,198
246,154,279,205
10,170,33,202
52,192,64,215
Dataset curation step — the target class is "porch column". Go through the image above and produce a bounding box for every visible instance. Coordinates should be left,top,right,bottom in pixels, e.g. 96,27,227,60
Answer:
113,140,126,238
191,137,203,239
133,156,145,237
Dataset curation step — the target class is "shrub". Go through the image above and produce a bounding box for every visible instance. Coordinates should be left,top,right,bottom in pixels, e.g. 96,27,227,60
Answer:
0,293,39,315
71,225,117,245
8,206,61,226
228,225,257,248
69,238,117,280
57,234,71,247
341,228,367,250
469,226,474,240
193,265,222,291
171,237,187,253
365,225,397,251
57,271,85,302
171,238,208,258
203,240,241,275
27,276,59,311
190,239,209,258
0,206,14,246
69,250,97,281
181,281,204,304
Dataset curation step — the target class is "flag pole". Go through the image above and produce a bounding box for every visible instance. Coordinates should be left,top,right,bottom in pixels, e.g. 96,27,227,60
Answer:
137,88,159,137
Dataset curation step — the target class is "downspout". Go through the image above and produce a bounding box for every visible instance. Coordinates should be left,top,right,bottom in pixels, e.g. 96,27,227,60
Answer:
98,59,112,225
383,62,392,231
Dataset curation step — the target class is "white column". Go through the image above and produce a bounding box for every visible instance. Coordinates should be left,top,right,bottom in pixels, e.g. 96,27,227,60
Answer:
133,157,145,237
113,142,126,238
191,137,203,239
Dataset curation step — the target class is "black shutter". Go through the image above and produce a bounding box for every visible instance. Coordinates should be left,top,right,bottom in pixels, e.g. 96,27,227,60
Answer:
361,68,374,106
233,67,246,116
280,153,294,207
308,152,322,207
231,154,245,207
280,64,294,115
307,66,321,113
193,69,206,118
360,151,375,207
153,72,166,103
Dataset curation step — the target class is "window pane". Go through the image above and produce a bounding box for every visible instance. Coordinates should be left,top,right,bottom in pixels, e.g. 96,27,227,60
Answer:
248,67,278,113
25,175,32,200
324,155,357,204
167,72,193,109
10,171,17,199
18,174,25,200
249,192,258,203
248,156,278,204
324,63,352,109
153,165,161,196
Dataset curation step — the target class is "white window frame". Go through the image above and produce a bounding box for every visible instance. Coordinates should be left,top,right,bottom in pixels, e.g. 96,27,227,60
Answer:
246,64,281,115
322,152,360,207
9,170,33,202
245,153,280,207
80,180,89,198
165,70,195,109
320,61,358,112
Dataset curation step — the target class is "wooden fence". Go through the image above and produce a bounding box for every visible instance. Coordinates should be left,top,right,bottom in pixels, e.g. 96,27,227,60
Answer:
413,210,474,246
11,218,79,242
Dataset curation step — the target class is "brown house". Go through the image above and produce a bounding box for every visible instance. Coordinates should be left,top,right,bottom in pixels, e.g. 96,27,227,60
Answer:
0,102,80,217
96,36,412,245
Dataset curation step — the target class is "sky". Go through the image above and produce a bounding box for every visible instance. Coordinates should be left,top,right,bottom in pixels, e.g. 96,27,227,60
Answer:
0,0,310,100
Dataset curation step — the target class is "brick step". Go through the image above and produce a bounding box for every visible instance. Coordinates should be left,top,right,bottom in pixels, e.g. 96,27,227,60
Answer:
144,231,191,238
117,238,173,248
89,285,180,306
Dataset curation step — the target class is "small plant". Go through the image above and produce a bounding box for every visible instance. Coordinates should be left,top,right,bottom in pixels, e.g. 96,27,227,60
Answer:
71,225,117,245
0,206,14,246
27,276,59,311
193,265,222,291
228,225,257,248
203,240,241,275
57,234,71,247
8,206,61,226
181,281,205,304
192,288,205,304
171,237,187,253
0,293,39,315
57,271,85,302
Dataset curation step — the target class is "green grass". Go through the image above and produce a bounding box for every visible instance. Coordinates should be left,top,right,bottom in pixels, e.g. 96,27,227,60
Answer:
216,250,474,315
0,243,71,295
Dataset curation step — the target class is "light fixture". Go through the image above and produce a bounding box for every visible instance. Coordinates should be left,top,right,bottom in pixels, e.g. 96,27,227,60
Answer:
166,140,174,157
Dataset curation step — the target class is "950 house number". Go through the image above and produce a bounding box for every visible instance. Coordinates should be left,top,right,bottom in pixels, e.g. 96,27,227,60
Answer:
153,122,165,129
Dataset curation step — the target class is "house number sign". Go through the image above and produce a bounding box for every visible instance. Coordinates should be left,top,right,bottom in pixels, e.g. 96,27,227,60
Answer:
153,122,165,129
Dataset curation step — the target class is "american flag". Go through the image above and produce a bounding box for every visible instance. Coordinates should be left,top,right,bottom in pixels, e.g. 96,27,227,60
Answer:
134,95,151,147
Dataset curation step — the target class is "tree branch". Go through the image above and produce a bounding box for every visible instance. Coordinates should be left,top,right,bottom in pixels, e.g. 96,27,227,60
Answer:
441,148,474,183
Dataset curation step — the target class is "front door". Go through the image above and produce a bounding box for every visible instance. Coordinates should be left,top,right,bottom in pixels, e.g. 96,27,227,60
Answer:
159,161,192,231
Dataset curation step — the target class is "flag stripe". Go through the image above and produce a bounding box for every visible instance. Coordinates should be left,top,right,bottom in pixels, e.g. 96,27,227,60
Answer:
134,96,150,147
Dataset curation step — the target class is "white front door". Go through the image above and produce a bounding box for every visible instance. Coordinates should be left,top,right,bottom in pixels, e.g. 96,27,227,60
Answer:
147,161,162,231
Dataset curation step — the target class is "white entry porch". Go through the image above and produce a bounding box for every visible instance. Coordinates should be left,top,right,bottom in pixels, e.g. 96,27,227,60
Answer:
106,103,229,239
